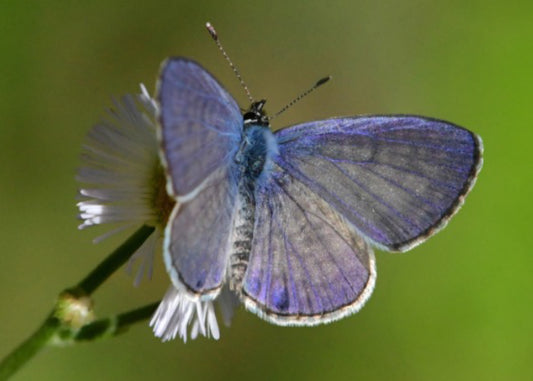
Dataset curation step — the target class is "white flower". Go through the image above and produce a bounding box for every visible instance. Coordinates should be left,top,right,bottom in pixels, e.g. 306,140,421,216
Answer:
77,85,162,232
77,84,166,284
77,85,237,342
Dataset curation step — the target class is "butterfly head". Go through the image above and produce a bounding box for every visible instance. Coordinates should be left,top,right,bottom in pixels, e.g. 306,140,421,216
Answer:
243,100,269,128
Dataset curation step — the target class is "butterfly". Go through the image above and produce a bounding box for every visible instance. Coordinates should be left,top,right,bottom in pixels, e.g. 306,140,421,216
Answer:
156,38,483,327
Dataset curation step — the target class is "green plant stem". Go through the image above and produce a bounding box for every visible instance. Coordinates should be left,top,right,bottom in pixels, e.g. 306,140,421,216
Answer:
0,314,59,380
78,225,155,295
0,225,156,380
74,302,160,342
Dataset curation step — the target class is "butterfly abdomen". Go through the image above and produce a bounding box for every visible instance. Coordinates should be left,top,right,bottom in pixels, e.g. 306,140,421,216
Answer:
229,182,255,292
229,125,276,292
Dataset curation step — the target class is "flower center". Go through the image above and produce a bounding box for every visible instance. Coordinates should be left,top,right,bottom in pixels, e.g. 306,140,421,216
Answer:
151,162,175,228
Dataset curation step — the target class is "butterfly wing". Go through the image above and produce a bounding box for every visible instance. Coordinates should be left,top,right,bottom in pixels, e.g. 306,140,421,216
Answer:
241,115,482,323
164,166,238,298
241,162,376,325
158,59,242,297
274,115,483,251
157,58,242,196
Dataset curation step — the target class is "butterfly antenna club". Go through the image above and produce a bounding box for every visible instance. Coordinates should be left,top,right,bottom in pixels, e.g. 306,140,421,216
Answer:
206,22,254,103
270,76,331,121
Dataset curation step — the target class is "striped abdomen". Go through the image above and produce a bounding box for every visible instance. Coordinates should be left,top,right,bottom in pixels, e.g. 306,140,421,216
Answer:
228,124,274,292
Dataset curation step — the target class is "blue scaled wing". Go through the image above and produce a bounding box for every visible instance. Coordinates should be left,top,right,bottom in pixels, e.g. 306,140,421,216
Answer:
241,115,482,324
157,59,241,298
157,58,242,196
273,116,483,251
164,166,238,298
241,163,376,325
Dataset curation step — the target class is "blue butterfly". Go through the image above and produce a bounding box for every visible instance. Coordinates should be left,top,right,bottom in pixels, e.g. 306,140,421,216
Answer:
157,42,483,326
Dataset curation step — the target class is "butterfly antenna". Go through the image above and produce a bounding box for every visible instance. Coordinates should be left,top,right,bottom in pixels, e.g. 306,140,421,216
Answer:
206,22,254,103
270,76,331,121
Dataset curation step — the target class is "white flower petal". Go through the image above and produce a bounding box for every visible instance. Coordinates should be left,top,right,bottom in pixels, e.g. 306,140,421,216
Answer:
150,286,221,342
206,302,220,339
126,231,156,286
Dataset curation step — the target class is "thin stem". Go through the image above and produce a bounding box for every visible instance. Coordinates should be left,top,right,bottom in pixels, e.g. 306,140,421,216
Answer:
0,225,156,380
0,314,59,380
74,302,160,342
78,225,155,294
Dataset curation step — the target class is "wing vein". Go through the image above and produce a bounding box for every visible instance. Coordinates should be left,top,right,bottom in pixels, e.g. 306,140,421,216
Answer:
274,176,355,303
277,157,389,243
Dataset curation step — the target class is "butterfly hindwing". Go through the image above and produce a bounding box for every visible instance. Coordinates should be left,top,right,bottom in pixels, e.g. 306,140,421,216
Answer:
274,116,483,251
164,166,238,297
241,162,376,325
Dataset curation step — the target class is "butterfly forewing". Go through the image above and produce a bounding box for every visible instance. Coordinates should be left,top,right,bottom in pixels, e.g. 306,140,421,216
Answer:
274,116,483,251
241,163,376,326
158,58,242,197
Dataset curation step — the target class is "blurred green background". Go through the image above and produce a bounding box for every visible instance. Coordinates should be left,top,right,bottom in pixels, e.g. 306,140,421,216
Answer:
1,1,531,380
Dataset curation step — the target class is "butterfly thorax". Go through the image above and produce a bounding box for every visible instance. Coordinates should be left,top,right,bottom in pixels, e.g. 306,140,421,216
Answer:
229,119,275,292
